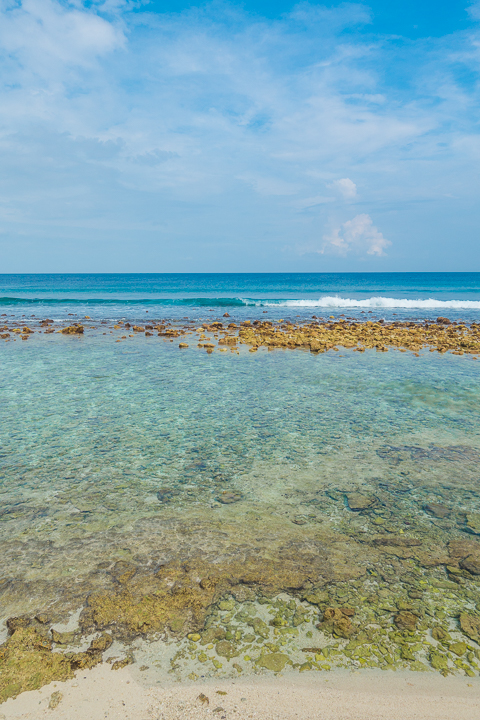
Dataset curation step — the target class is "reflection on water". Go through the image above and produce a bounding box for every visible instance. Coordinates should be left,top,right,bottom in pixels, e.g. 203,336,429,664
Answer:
1,337,480,685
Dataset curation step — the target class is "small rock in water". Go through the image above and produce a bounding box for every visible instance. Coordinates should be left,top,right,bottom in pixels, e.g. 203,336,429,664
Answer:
217,491,242,504
449,641,467,656
424,502,451,518
346,492,375,511
256,652,289,672
464,513,480,535
216,640,239,660
157,487,180,503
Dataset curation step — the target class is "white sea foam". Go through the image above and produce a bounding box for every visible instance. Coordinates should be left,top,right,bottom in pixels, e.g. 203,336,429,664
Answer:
243,296,480,309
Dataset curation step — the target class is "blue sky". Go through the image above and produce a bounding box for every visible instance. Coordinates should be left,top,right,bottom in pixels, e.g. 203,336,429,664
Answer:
0,0,479,272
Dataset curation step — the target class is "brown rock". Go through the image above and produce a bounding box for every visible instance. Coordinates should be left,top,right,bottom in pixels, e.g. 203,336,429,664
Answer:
88,633,113,653
436,317,451,324
459,613,480,642
345,493,375,511
448,539,480,560
60,325,84,335
460,554,480,575
111,656,133,670
68,651,102,670
217,491,242,504
424,502,451,519
333,616,355,638
394,611,418,631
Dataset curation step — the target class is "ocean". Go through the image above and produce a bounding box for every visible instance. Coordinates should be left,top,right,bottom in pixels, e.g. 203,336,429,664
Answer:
1,272,480,322
1,273,480,690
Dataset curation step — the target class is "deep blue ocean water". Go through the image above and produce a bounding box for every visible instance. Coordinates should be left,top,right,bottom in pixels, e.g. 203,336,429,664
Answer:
1,272,480,322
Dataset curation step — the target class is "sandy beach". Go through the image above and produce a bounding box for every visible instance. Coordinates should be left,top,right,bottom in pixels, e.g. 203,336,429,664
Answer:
1,665,480,720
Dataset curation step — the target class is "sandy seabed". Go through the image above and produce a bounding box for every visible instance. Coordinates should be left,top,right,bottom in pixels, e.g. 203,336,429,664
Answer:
1,666,479,720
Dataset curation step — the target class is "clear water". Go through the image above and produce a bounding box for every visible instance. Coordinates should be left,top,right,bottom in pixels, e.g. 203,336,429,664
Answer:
1,332,479,620
1,274,480,680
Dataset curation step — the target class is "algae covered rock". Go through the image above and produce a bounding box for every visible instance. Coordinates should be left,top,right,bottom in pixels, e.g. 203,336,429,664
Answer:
459,614,480,642
256,652,289,672
0,627,73,703
60,325,84,334
81,583,215,638
464,514,480,535
319,607,356,639
432,627,451,642
215,641,239,660
430,651,448,671
201,627,226,645
394,611,418,631
449,641,467,657
88,633,113,653
460,554,480,575
248,617,269,639
51,629,78,646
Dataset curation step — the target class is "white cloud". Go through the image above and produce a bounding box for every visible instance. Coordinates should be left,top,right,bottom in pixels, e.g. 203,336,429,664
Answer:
321,214,390,257
468,2,480,21
330,178,357,200
0,1,479,270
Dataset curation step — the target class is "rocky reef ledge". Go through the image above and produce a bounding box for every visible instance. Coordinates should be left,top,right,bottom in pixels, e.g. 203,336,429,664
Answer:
2,545,480,703
1,316,480,356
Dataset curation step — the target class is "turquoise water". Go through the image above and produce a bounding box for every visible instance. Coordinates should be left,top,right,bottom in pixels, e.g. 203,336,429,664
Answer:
1,274,480,680
2,272,480,322
1,332,480,623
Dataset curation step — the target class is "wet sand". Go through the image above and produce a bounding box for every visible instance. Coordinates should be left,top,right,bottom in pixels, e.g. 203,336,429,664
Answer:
2,664,480,720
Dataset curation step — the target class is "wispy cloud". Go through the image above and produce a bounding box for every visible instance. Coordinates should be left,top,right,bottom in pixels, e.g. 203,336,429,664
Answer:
0,1,479,270
330,178,357,200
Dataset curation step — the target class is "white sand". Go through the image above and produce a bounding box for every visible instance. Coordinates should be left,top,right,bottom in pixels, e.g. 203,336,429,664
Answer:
1,666,479,720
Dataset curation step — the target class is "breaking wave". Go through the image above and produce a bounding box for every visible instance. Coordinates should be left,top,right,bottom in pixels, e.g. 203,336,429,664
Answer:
1,295,480,309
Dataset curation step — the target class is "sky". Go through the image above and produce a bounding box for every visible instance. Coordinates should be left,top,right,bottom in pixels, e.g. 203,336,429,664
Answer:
0,0,479,272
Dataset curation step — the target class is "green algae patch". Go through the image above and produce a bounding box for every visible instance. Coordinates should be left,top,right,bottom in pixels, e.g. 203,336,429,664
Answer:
81,585,216,638
0,626,73,703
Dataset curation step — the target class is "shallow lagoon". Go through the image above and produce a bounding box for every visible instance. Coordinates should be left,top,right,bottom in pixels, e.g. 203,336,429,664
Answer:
1,335,480,685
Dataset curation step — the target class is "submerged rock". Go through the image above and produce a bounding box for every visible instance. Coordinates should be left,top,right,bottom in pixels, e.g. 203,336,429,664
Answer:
424,503,451,519
256,652,289,672
464,514,480,535
216,491,242,504
215,640,239,660
460,554,480,575
156,487,180,503
345,493,375,511
394,611,418,631
459,614,480,642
